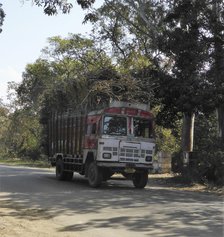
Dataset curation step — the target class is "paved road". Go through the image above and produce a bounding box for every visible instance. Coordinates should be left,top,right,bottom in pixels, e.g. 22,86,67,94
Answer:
0,164,223,237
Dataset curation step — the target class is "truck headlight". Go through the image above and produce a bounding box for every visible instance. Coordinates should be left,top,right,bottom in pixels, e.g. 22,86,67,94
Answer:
103,153,112,159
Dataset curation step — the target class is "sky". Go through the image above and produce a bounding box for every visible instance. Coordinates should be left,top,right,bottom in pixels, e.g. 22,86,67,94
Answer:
0,0,100,104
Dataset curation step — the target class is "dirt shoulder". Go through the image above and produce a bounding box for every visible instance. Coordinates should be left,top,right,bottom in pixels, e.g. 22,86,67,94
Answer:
148,173,223,196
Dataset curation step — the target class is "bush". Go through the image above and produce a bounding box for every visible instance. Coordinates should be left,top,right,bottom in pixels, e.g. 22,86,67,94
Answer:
171,139,224,186
19,148,42,161
196,138,224,185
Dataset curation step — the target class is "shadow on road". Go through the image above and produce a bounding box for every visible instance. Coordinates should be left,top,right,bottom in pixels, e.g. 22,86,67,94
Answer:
0,166,223,237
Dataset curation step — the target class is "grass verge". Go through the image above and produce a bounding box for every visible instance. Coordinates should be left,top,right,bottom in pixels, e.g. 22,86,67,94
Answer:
0,157,50,168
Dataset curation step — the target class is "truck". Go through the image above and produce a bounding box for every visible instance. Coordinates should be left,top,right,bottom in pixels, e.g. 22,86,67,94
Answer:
48,101,155,188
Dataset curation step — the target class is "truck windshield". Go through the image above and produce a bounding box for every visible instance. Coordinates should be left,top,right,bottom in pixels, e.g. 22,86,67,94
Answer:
134,118,153,138
103,116,127,136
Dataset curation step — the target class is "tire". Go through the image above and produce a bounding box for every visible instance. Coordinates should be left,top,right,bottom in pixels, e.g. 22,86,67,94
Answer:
56,159,73,181
87,162,102,188
132,171,148,189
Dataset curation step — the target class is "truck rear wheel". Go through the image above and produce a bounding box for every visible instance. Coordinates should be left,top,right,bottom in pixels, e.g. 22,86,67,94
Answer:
56,159,73,181
88,162,102,188
132,171,148,189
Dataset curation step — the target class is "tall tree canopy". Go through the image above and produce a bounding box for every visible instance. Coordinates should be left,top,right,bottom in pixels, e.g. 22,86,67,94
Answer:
17,33,154,116
17,34,115,112
85,0,224,149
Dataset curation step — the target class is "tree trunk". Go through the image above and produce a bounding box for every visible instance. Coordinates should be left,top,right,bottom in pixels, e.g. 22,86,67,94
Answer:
217,105,224,143
182,113,195,152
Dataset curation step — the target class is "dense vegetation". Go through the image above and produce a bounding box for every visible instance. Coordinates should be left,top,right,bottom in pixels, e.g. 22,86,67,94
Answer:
0,0,223,185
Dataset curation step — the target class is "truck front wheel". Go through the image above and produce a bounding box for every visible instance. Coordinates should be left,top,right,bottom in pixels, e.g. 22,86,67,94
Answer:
88,162,102,188
132,171,148,189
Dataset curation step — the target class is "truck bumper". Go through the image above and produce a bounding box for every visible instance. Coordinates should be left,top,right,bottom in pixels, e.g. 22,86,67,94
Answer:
96,161,153,170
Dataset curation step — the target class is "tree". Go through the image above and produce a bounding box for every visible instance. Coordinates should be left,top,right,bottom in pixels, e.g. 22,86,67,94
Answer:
205,0,224,143
4,108,42,159
0,100,9,156
18,32,156,116
156,1,210,153
0,3,5,33
17,34,114,111
17,59,55,111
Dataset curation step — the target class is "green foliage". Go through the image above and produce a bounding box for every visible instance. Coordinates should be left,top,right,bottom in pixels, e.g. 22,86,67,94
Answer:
90,0,162,63
196,138,224,185
32,0,97,15
0,102,10,156
194,113,217,149
157,1,210,116
17,33,156,116
153,106,181,154
17,34,113,111
17,59,54,110
193,112,224,185
0,3,5,33
155,126,180,154
4,109,42,160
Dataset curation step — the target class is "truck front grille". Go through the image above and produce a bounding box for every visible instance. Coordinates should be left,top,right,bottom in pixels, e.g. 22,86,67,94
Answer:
103,146,152,162
120,148,140,158
120,148,152,162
